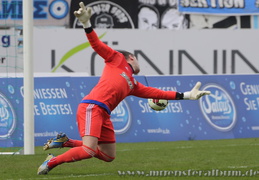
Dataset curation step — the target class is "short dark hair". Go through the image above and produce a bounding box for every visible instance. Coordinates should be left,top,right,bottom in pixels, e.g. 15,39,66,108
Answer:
119,50,134,59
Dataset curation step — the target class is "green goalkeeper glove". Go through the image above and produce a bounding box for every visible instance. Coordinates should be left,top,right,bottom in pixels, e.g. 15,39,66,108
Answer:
184,82,211,100
74,2,92,28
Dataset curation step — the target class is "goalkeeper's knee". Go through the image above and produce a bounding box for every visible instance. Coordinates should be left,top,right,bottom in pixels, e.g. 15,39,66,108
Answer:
95,148,115,162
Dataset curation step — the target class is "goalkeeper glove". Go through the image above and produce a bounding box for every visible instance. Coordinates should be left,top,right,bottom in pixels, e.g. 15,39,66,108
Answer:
183,82,211,100
74,2,92,28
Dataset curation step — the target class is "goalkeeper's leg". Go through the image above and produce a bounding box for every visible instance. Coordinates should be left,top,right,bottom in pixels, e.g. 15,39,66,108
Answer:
43,132,83,150
95,143,115,162
38,136,98,175
39,136,116,173
94,123,116,162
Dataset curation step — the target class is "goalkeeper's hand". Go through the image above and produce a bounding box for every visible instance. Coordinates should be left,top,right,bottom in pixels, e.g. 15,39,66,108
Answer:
74,2,92,28
183,82,211,100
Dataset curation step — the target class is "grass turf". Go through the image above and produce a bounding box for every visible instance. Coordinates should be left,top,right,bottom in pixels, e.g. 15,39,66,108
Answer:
0,138,258,180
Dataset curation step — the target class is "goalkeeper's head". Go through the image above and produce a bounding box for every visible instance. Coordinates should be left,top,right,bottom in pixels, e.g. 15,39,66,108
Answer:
119,50,140,75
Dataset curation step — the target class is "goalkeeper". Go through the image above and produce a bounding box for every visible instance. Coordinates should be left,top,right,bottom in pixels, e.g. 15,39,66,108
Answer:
37,2,210,175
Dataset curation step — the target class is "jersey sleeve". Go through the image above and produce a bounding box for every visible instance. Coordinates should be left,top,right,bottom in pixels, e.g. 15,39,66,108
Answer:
131,82,177,100
86,29,116,62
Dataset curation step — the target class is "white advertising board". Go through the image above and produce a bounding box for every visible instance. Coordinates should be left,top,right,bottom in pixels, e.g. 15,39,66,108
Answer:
0,28,23,74
33,28,259,75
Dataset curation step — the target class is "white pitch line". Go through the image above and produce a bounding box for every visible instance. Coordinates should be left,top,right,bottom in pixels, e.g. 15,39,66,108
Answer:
14,173,114,180
117,142,259,152
228,165,259,169
251,126,259,130
228,166,248,169
117,147,159,152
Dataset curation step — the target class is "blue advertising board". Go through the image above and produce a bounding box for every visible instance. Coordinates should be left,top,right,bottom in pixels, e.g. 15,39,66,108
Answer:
32,77,80,145
0,74,258,147
140,75,256,142
178,0,259,15
0,78,23,147
0,0,71,26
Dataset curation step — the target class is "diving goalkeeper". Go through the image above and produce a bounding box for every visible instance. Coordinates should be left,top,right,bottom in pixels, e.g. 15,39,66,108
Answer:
37,2,210,175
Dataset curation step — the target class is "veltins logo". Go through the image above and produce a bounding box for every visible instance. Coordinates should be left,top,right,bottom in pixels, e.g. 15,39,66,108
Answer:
199,84,236,132
0,92,16,139
111,100,131,134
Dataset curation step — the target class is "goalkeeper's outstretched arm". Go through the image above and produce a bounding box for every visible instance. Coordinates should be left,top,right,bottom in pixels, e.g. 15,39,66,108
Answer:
74,2,92,28
74,2,115,61
182,82,211,100
131,81,210,100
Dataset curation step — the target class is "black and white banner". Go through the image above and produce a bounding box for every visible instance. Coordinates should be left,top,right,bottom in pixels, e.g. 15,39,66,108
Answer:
69,0,138,29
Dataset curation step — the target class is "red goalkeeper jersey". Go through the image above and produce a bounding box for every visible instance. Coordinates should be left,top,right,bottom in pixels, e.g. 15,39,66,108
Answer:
82,29,177,113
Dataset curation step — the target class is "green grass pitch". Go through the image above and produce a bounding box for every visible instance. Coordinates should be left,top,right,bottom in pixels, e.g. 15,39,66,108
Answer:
0,138,258,180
